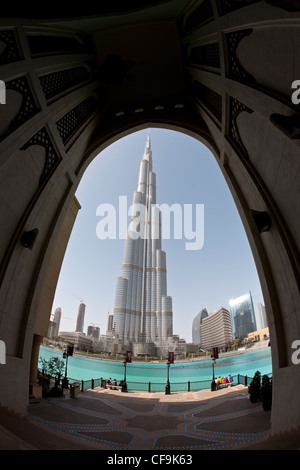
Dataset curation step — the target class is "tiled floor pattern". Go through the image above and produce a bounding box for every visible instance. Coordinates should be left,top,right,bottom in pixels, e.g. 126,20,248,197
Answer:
23,386,271,450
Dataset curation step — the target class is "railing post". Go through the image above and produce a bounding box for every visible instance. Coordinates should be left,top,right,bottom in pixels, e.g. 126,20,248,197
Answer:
148,382,151,393
188,381,190,392
238,374,240,385
92,378,94,389
245,375,247,386
81,380,84,392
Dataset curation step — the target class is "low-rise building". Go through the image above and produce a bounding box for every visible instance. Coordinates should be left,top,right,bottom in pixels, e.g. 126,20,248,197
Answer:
247,327,269,342
59,331,93,351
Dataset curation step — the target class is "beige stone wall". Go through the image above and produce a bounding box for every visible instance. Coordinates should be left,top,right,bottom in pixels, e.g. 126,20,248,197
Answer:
34,196,81,338
248,327,270,342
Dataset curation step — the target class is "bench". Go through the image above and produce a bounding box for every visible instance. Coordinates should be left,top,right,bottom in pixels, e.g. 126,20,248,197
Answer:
107,384,122,391
216,382,233,390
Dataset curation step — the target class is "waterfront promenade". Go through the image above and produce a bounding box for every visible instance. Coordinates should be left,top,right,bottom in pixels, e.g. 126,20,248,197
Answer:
0,384,299,450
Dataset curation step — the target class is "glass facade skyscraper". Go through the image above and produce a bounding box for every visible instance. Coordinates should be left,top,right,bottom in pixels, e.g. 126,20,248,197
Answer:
229,291,257,339
192,308,208,344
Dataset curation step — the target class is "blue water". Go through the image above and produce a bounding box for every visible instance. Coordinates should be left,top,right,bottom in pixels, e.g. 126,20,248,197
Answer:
39,346,272,390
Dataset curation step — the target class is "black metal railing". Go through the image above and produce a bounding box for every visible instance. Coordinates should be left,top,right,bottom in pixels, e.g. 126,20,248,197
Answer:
66,372,272,393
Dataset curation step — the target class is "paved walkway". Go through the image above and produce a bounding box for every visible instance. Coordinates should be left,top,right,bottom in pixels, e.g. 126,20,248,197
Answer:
0,385,299,450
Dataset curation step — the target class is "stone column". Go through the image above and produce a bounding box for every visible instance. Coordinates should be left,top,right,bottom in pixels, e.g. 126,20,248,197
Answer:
29,334,43,398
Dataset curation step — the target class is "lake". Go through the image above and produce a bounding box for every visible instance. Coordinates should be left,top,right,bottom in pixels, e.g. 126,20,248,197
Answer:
39,346,272,391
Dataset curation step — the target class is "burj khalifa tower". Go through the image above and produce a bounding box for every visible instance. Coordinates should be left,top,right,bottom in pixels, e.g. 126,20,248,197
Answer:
112,132,173,347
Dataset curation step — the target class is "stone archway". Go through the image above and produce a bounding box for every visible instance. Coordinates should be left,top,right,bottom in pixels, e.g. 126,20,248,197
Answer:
0,1,300,438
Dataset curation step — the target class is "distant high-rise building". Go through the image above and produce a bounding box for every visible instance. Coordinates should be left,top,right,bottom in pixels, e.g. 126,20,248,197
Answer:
87,325,100,339
87,325,93,336
200,307,233,350
192,308,208,344
93,326,100,339
52,307,62,337
257,302,267,329
75,302,86,333
47,307,61,338
229,291,257,339
107,314,114,333
47,320,56,338
112,132,173,346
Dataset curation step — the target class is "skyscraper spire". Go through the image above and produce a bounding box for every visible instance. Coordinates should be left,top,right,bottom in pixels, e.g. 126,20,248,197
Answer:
141,129,152,168
112,132,173,348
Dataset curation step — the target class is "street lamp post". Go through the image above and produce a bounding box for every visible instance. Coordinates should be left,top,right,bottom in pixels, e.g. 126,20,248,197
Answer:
211,357,216,391
122,360,127,392
62,351,69,389
211,347,218,392
62,343,74,389
165,360,171,395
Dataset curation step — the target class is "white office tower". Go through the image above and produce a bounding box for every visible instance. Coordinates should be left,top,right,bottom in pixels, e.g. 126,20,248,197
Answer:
257,302,268,329
113,132,173,348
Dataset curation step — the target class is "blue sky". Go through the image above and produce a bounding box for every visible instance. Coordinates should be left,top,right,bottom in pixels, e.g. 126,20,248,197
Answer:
52,128,264,342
